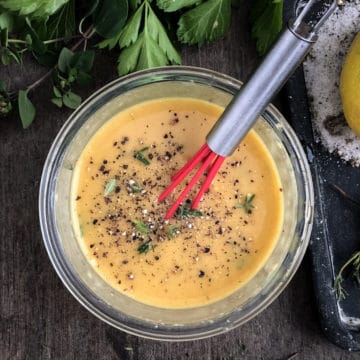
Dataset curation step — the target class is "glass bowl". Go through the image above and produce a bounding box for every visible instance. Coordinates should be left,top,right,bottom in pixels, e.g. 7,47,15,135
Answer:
39,66,314,341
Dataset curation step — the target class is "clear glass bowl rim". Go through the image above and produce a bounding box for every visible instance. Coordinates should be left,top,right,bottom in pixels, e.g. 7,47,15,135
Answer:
39,65,314,341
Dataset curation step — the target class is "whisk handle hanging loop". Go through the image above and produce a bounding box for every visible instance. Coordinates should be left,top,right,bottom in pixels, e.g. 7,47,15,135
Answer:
206,0,338,157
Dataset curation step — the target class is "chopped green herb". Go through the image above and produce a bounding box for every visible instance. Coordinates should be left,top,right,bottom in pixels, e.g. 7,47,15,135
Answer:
133,220,150,234
175,204,202,219
104,178,117,196
235,194,256,214
128,179,143,193
334,251,360,301
168,226,179,239
134,146,150,165
137,240,156,254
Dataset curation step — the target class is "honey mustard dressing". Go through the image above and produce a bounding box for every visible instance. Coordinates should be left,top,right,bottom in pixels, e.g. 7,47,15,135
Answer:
71,98,283,308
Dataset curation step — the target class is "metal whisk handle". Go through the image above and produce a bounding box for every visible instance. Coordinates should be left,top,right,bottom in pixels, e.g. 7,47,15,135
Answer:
206,0,337,157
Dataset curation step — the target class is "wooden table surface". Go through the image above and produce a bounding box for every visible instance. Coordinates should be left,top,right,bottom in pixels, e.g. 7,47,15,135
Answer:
0,5,358,360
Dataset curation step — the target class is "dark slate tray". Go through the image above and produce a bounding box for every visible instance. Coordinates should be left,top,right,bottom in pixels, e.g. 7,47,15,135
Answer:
283,1,360,351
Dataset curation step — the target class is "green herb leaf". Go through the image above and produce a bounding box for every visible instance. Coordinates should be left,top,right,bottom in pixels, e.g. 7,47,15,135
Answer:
119,31,168,75
58,47,74,72
147,6,181,64
177,0,231,45
175,204,202,219
46,0,75,44
133,146,151,165
157,0,200,12
62,91,81,109
334,273,347,301
54,49,93,111
334,251,360,301
1,0,70,19
250,0,283,56
117,1,180,75
70,50,95,72
133,220,150,234
118,2,144,48
235,194,256,214
104,178,117,196
117,32,144,75
168,226,180,239
129,0,142,10
51,97,63,107
18,89,35,128
136,32,167,70
53,86,62,98
1,0,285,130
93,0,128,38
97,34,120,50
0,49,9,65
0,27,8,48
76,71,92,86
137,240,156,254
1,45,22,65
0,11,14,31
25,17,46,55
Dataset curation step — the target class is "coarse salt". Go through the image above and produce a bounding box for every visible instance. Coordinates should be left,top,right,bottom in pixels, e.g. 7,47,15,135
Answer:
303,1,360,166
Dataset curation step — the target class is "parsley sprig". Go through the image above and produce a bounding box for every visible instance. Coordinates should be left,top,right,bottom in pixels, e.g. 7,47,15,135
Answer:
111,0,181,75
0,0,284,128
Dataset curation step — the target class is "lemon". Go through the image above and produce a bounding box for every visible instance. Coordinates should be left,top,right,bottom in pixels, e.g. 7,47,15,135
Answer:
340,32,360,137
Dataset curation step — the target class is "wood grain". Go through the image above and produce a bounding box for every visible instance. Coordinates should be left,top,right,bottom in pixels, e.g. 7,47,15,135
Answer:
0,5,358,360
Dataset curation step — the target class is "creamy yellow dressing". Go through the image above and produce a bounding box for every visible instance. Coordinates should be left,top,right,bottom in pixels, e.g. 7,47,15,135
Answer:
71,98,283,308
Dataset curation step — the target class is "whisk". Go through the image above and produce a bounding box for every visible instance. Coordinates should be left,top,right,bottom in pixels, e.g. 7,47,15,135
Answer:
159,0,338,219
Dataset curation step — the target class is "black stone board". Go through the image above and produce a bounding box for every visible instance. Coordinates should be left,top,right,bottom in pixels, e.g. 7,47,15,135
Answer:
283,0,360,351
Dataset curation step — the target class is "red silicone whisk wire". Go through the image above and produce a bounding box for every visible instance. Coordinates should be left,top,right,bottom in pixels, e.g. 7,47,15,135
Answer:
170,143,210,182
162,150,217,219
158,144,211,202
191,155,225,209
